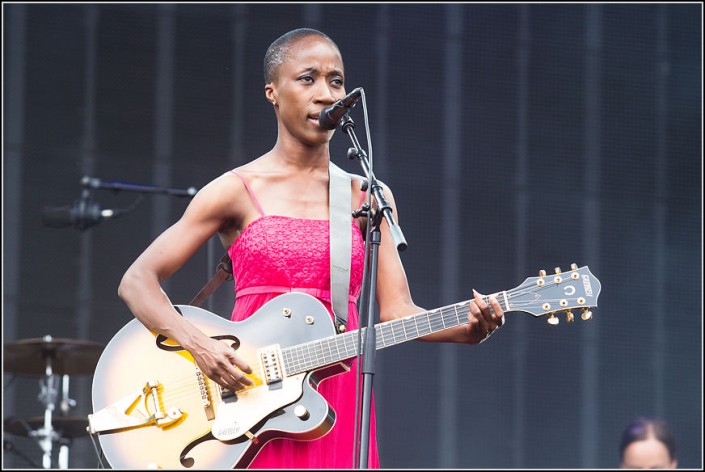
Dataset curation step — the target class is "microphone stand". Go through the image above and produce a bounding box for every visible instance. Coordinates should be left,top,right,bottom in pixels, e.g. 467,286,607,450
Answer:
80,176,197,198
78,177,220,308
340,113,406,468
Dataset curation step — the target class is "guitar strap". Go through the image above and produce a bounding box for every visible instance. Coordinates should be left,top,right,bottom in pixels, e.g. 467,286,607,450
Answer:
329,162,352,333
190,163,352,335
189,252,233,307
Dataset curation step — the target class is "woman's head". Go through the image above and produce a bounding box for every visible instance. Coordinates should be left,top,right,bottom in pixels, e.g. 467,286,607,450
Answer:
263,28,346,146
620,416,677,469
264,28,340,85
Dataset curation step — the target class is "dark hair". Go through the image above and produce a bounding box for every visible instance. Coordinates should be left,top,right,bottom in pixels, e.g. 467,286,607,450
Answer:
619,416,677,461
263,28,339,84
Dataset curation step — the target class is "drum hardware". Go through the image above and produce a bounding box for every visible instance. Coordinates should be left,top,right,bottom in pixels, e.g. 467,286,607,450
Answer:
4,335,104,469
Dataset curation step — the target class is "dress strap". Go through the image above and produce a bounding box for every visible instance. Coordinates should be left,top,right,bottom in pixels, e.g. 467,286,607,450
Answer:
230,170,265,216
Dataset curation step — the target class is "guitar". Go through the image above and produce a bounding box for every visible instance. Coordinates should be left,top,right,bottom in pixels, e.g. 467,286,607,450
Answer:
88,264,600,469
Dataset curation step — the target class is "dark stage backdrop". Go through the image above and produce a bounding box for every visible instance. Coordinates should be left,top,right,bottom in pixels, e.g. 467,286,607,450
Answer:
3,3,702,469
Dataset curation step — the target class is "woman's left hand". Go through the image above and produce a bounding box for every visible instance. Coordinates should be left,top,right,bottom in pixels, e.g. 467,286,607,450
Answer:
466,289,505,345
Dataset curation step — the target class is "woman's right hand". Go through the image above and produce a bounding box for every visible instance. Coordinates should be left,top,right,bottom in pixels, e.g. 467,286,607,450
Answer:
188,333,254,392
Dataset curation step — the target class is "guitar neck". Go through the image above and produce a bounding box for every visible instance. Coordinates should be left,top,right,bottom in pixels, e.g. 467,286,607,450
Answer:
282,293,509,376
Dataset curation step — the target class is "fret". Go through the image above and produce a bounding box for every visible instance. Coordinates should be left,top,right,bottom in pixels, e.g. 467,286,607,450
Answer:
420,311,431,336
284,347,297,375
343,332,357,357
308,341,318,368
428,308,443,333
325,338,335,364
411,315,422,338
315,341,323,366
330,336,342,362
375,325,386,348
314,341,323,367
440,308,458,328
381,321,394,346
402,316,418,340
324,337,334,365
416,311,432,336
453,304,462,326
317,339,329,366
283,348,293,374
295,345,306,371
339,334,349,358
304,343,312,370
392,319,405,343
436,308,446,330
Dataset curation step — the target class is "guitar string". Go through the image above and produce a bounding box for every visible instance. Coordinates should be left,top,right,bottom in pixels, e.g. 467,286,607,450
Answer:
146,363,269,407
280,277,589,374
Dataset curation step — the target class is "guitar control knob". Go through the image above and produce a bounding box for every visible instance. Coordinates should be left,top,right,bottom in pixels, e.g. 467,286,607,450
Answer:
547,313,559,326
581,308,593,321
294,405,310,420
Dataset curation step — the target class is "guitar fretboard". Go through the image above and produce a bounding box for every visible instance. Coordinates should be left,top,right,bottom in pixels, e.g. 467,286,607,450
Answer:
281,293,508,376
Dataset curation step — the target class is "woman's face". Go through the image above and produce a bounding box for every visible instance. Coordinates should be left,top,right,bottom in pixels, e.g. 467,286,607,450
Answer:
621,437,677,469
266,35,346,146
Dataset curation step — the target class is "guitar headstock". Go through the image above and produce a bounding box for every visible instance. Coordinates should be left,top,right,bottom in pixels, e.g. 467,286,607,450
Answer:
507,264,601,325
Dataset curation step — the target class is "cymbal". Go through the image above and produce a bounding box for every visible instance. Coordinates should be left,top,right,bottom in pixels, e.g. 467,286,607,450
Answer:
4,416,89,438
4,335,104,376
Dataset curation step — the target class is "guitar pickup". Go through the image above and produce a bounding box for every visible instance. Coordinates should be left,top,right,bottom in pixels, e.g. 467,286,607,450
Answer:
259,345,284,386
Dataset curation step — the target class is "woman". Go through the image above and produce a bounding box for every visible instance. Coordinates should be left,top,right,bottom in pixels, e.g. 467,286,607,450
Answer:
118,27,505,468
620,416,678,469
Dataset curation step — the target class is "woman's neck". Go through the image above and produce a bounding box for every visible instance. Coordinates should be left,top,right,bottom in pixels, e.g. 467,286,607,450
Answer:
269,140,331,171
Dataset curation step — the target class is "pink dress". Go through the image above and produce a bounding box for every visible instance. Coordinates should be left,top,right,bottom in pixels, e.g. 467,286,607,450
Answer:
227,171,380,469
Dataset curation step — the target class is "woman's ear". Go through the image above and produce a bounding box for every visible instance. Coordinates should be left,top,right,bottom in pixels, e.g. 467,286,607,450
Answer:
265,84,277,106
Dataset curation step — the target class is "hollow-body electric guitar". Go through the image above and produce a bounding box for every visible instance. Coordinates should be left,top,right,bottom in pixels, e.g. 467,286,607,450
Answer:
89,264,601,469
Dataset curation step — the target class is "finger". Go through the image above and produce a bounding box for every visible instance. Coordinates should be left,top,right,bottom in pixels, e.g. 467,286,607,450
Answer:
488,297,505,326
205,354,254,390
230,354,253,375
222,361,254,387
470,291,492,331
218,371,252,392
473,290,495,324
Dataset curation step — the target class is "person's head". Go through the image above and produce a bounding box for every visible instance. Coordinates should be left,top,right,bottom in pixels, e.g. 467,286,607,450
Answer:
263,28,346,145
264,28,341,85
619,416,677,469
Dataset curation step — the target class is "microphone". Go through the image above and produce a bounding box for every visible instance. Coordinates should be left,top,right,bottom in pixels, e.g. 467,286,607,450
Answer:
41,198,124,231
318,87,363,130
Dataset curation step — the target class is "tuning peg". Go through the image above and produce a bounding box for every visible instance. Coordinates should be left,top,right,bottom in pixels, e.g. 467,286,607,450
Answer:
570,263,578,271
581,308,593,320
539,269,547,277
566,310,575,323
554,267,562,274
547,313,559,326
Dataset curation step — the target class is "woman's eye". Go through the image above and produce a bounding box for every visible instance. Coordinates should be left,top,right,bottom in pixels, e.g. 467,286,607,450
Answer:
299,76,313,83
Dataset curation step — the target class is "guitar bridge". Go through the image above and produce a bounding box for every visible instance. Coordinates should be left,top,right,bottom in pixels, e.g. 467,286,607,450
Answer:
194,365,215,420
88,379,184,434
